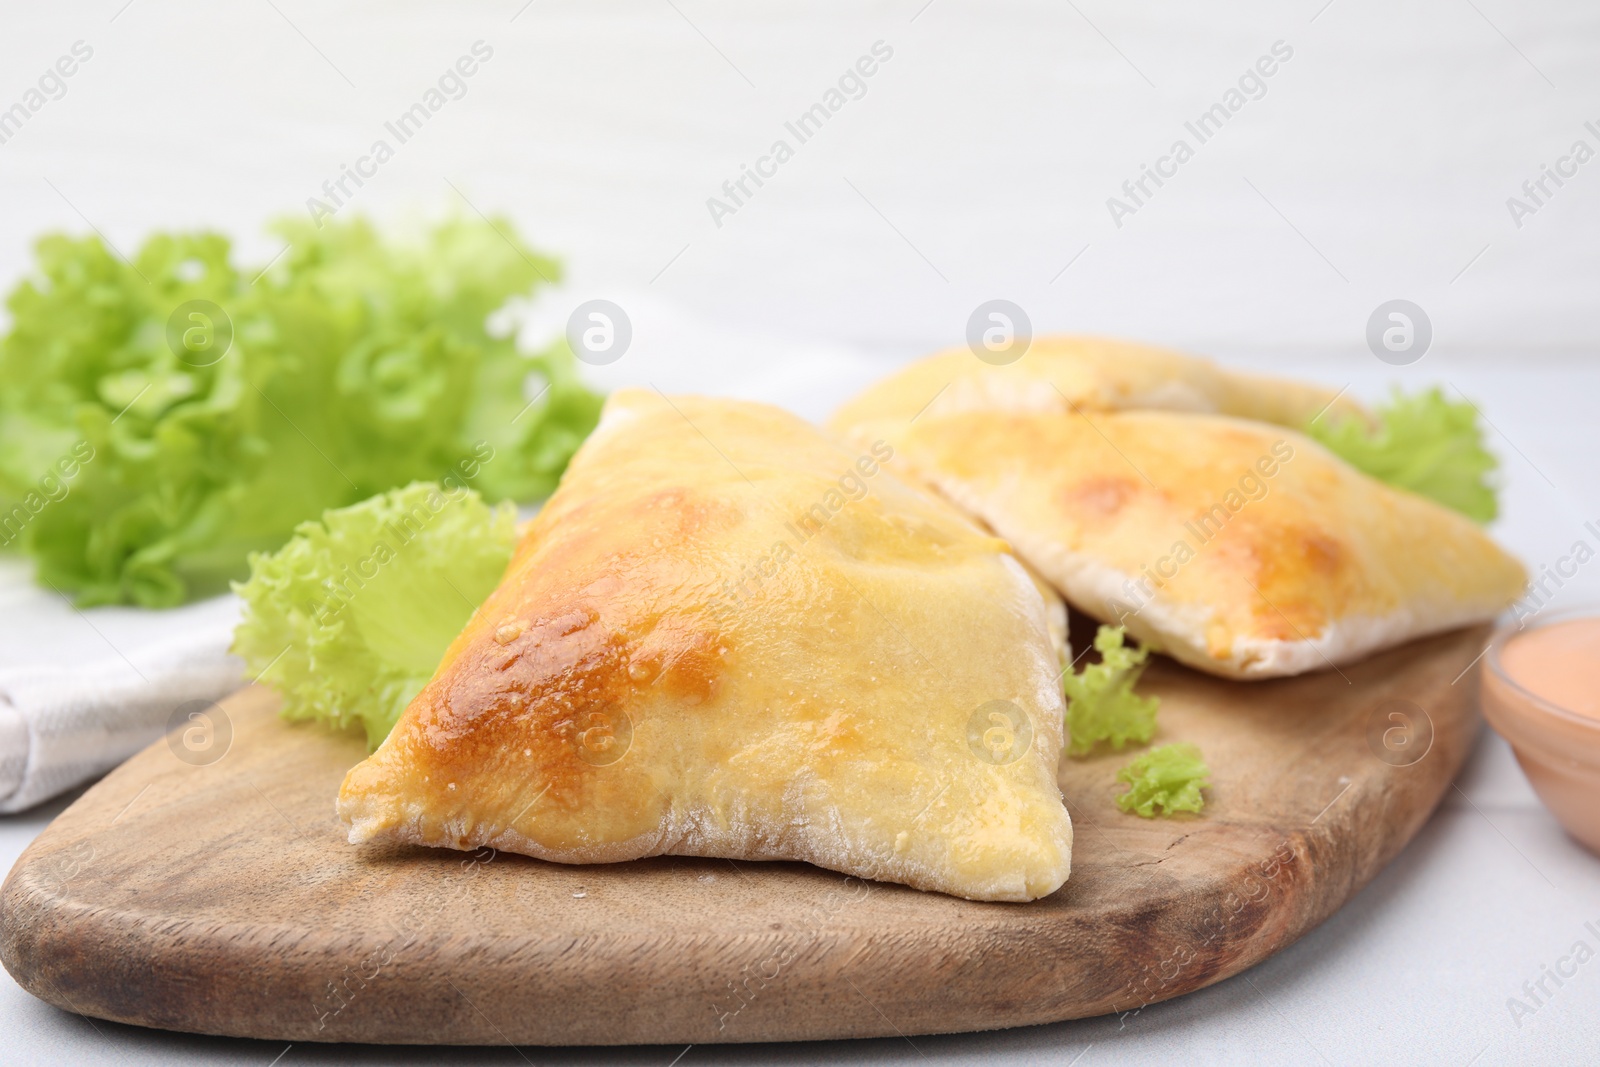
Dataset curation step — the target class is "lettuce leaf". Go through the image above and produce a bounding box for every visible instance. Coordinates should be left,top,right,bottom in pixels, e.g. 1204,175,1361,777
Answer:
1064,625,1160,757
230,482,516,748
1115,742,1210,818
1307,387,1498,523
0,216,601,607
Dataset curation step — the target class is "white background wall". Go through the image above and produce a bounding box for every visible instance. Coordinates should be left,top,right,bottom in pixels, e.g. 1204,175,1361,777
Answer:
2,0,1596,361
5,1,1598,609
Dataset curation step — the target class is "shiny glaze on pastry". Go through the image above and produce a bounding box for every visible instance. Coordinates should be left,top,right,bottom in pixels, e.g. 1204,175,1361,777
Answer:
832,397,1524,679
339,390,1074,901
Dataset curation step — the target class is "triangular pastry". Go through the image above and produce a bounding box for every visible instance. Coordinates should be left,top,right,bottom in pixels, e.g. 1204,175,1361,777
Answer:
832,394,1525,680
831,335,1369,431
339,390,1074,902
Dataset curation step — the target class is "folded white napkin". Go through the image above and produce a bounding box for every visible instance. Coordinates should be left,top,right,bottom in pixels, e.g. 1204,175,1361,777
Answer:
0,626,247,813
0,558,250,814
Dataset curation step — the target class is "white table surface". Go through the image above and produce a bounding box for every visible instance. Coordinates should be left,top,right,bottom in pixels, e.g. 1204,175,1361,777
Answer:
4,2,1600,1064
2,358,1598,1067
4,703,1600,1066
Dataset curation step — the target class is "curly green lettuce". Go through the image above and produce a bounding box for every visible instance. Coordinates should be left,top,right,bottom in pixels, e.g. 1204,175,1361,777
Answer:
1307,387,1498,523
231,482,517,748
0,215,601,607
1115,743,1211,818
1064,624,1161,757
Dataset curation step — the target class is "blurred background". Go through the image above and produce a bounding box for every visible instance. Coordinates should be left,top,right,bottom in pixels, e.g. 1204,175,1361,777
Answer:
5,1,1597,571
4,1,1598,353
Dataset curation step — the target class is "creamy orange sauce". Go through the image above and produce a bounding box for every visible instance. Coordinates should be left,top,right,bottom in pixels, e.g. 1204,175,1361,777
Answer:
1500,617,1600,720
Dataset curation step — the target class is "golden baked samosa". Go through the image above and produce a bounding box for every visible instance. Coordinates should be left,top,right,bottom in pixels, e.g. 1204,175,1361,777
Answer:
831,335,1368,431
339,390,1074,902
831,343,1525,679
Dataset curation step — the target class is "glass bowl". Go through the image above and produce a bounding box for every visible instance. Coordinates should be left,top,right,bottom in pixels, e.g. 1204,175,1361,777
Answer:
1480,605,1600,856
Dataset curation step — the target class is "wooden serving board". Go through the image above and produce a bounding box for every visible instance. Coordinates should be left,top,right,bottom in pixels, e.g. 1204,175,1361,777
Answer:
0,625,1487,1045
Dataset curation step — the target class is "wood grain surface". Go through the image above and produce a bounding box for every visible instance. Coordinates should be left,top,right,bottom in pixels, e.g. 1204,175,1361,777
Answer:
0,624,1488,1045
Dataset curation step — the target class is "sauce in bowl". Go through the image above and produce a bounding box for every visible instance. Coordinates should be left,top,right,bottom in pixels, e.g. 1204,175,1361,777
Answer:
1482,609,1600,855
1498,617,1600,721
